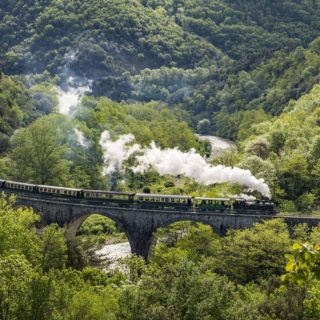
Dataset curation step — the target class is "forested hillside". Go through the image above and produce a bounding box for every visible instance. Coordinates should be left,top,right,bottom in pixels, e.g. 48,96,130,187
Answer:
1,0,320,138
1,0,320,205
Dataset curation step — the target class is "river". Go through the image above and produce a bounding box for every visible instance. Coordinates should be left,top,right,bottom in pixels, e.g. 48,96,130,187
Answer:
195,134,234,158
96,242,131,260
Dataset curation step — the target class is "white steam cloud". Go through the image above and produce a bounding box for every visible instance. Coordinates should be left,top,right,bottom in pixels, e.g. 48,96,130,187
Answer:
57,76,91,115
99,131,140,174
99,131,271,198
56,76,91,147
229,193,257,201
73,128,88,147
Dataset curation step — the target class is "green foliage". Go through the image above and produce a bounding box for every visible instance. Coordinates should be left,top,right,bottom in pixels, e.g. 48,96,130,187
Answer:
2,0,320,140
212,219,291,284
76,98,202,151
9,114,73,185
237,84,320,205
2,195,320,318
0,253,34,320
79,215,119,237
63,286,119,320
0,194,40,263
41,224,68,272
239,155,277,189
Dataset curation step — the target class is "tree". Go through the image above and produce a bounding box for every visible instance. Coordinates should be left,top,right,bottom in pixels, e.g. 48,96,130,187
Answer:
239,155,277,188
176,223,218,260
0,253,34,320
283,242,320,288
245,137,271,159
213,220,291,283
0,195,40,264
41,224,68,272
9,114,72,185
64,286,119,320
278,152,310,199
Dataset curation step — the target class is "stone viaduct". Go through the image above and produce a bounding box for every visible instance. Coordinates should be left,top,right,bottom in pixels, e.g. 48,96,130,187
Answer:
11,193,320,260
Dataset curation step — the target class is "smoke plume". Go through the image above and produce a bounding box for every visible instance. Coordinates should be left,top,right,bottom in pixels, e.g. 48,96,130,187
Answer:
73,128,88,147
56,76,91,146
99,131,141,174
99,131,271,198
57,76,91,115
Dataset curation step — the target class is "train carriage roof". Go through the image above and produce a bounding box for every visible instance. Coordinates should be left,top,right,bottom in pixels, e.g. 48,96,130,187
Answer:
5,180,36,187
136,193,192,199
83,190,135,196
194,197,230,201
37,185,82,192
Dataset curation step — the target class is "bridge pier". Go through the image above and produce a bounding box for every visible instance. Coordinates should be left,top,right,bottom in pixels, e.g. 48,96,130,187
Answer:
125,228,155,261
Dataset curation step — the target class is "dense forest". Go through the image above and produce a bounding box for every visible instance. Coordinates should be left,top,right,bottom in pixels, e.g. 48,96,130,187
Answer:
2,0,320,134
2,0,320,318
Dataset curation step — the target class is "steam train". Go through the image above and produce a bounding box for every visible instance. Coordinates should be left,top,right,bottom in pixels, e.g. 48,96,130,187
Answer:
0,179,276,215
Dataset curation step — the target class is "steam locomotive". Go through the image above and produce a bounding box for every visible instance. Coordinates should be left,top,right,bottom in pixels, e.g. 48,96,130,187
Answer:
0,179,276,215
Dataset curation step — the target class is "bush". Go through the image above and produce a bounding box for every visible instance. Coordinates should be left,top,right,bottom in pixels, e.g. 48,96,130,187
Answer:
295,192,315,213
143,186,151,193
164,181,175,188
279,200,297,213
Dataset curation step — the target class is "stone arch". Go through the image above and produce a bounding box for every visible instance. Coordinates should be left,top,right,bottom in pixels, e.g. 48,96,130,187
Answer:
147,216,225,259
65,211,124,240
157,215,227,236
